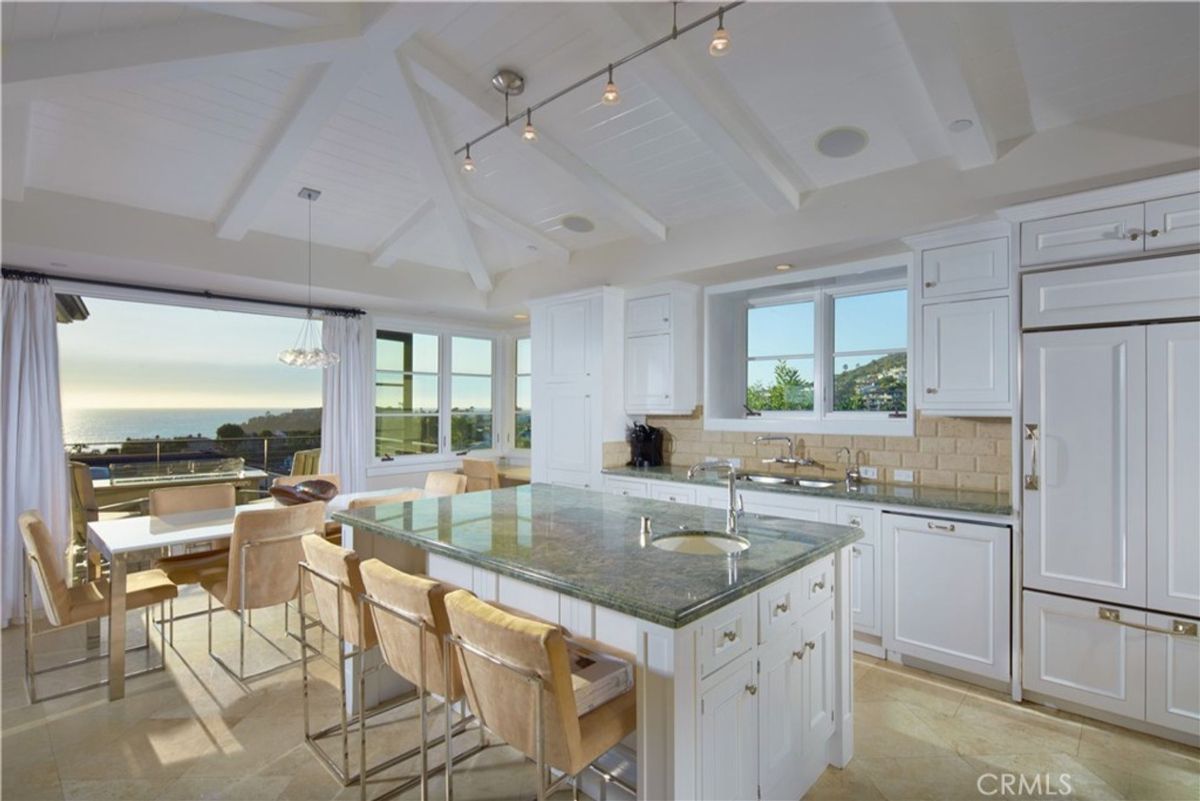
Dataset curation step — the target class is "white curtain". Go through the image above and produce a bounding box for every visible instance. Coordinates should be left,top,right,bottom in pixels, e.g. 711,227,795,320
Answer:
319,313,369,493
2,277,70,627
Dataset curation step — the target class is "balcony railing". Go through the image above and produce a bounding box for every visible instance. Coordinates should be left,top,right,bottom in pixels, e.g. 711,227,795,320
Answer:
65,433,321,480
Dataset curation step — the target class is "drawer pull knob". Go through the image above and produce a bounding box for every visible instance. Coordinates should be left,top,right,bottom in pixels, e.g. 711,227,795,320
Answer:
793,649,805,661
774,600,790,614
925,387,938,394
849,516,862,527
924,281,936,288
927,522,956,532
812,579,826,592
1149,228,1160,238
745,683,758,695
722,630,738,642
852,546,861,556
1128,230,1141,241
805,640,816,652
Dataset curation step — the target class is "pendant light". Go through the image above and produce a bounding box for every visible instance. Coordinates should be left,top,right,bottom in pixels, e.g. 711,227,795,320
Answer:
278,188,340,369
709,8,730,56
522,108,538,142
461,142,476,173
601,64,620,105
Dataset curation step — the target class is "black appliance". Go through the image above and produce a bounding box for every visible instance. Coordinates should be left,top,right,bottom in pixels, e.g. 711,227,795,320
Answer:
627,423,664,467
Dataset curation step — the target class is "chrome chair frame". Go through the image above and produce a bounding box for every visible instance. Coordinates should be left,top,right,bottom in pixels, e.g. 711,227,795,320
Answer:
23,548,166,703
205,531,319,689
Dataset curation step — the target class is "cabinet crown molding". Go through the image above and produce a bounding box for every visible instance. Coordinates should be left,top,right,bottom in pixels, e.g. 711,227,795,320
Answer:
902,220,1011,251
997,170,1200,223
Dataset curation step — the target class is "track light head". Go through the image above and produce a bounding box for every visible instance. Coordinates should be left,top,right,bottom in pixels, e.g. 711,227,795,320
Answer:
601,64,620,106
709,9,730,56
461,143,476,174
522,109,538,142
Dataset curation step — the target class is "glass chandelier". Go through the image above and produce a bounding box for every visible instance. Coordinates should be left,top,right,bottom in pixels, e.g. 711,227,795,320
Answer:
279,187,340,368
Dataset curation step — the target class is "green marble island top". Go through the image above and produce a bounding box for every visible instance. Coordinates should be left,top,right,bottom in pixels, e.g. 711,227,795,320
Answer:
333,484,862,628
602,465,1013,517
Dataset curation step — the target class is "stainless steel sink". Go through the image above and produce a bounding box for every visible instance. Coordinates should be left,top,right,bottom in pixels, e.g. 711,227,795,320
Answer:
740,474,836,489
791,479,835,488
651,530,751,555
741,474,790,485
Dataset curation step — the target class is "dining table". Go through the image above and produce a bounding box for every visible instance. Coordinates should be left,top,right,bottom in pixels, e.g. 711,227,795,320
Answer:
86,487,421,700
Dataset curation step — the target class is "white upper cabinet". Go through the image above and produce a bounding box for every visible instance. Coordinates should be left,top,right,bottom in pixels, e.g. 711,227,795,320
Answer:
626,293,672,336
1147,322,1200,618
1020,203,1146,267
920,237,1009,299
1145,193,1200,251
624,285,699,415
626,333,673,410
921,297,1010,409
1022,327,1147,608
543,296,594,382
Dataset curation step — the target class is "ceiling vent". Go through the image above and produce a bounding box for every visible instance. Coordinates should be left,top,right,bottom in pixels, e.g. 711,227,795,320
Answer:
561,215,595,233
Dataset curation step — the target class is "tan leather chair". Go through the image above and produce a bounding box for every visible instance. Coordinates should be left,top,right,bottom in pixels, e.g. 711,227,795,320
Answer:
347,490,424,510
461,459,501,492
357,560,487,801
291,448,322,476
201,503,325,685
443,590,637,801
18,510,178,702
67,460,143,582
424,471,467,496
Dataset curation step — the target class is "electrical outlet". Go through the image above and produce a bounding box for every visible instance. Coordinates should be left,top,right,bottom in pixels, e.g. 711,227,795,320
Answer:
859,466,879,480
893,468,914,483
728,457,741,468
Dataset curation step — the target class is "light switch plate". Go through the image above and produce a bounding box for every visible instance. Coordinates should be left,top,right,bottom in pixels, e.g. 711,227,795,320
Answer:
860,466,879,480
893,468,914,483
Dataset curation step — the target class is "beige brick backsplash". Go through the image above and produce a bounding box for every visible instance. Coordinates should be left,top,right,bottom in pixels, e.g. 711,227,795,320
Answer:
642,408,1012,492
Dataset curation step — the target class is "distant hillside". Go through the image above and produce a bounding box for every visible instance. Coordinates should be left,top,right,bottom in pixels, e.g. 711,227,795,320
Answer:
239,407,321,434
832,353,907,412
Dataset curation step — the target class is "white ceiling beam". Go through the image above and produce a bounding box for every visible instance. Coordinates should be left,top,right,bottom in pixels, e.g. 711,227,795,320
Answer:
2,103,32,202
587,3,808,214
1,18,357,103
378,54,493,293
215,54,369,240
403,40,667,244
889,4,997,169
183,3,331,30
371,199,435,267
461,195,571,267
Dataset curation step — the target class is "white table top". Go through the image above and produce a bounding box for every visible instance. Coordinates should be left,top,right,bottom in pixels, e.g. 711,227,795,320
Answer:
87,487,420,557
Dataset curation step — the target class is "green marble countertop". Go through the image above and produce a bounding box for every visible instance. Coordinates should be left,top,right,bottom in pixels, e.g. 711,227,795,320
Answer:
602,465,1013,517
333,484,861,629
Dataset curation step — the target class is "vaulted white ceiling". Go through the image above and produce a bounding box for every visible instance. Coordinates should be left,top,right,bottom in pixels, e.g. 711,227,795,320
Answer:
3,1,1198,296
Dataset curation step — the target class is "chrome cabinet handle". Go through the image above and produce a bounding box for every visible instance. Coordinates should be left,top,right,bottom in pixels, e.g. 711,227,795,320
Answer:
745,683,758,695
925,387,938,394
1148,228,1160,238
924,281,936,288
1024,423,1039,490
1098,607,1198,637
812,579,826,592
722,629,738,642
1128,230,1142,241
927,521,956,532
849,516,862,527
774,600,790,614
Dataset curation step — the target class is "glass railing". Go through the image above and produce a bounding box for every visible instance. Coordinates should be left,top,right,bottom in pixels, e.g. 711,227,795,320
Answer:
65,433,321,481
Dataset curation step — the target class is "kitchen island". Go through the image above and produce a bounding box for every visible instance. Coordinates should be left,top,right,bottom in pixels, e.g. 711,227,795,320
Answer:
335,484,862,801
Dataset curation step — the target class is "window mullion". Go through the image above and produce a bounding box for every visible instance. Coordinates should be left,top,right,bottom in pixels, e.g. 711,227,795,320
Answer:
439,334,450,455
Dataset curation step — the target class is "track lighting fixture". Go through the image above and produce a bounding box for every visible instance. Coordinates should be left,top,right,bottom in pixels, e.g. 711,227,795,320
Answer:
461,143,475,174
523,109,538,142
709,8,730,56
601,64,620,106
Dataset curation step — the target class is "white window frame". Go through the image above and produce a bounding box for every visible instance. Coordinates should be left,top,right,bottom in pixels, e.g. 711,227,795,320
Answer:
510,334,532,453
745,293,818,414
824,281,909,422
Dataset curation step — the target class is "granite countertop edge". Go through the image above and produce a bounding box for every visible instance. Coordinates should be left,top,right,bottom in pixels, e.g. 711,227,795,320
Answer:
602,465,1013,517
334,509,862,629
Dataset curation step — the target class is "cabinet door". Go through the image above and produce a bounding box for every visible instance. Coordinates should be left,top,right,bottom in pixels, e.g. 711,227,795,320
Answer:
1020,203,1145,266
1145,193,1200,251
883,514,1011,680
801,600,836,744
921,237,1009,299
1145,612,1200,736
758,627,805,800
544,383,592,476
626,294,672,336
1022,328,1147,607
699,655,758,801
1022,591,1146,720
544,298,592,381
921,297,1010,409
1147,323,1200,617
851,542,878,635
625,333,673,411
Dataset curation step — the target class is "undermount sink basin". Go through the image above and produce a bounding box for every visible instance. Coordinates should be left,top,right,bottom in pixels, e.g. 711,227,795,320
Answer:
651,530,751,556
740,474,836,489
791,479,835,489
741,474,790,485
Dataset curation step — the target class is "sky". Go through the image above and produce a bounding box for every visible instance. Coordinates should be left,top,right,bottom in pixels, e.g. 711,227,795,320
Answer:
58,297,324,410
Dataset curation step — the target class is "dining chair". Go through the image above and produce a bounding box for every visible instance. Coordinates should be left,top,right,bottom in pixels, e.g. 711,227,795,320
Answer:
356,559,487,801
424,471,467,496
443,590,638,801
460,459,501,492
67,460,144,583
291,448,322,476
201,503,325,686
347,490,424,511
18,510,178,703
150,483,236,644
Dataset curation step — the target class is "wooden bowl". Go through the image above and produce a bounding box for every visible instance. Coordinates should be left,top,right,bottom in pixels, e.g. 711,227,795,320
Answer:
269,479,338,506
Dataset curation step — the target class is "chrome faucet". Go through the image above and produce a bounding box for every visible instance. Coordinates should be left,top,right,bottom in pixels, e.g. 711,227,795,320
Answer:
755,435,822,468
687,460,744,534
837,447,862,487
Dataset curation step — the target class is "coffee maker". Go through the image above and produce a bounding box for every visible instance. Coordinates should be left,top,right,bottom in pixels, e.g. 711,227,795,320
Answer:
627,423,664,467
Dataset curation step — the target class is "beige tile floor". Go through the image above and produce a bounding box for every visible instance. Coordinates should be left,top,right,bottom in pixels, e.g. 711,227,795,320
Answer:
2,591,1196,801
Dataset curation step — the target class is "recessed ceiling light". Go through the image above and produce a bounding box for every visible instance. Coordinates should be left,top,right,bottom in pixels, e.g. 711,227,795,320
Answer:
947,118,975,133
526,244,539,252
513,312,529,320
816,127,868,158
775,263,793,272
561,215,595,233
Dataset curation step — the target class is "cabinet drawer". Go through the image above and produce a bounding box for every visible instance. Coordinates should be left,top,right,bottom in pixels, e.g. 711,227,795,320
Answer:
626,294,672,336
758,575,799,645
1145,193,1200,251
1020,203,1145,266
921,237,1009,298
1022,254,1200,328
697,593,756,678
1146,612,1200,736
836,505,876,545
801,554,835,611
604,477,648,498
741,491,825,522
652,484,695,504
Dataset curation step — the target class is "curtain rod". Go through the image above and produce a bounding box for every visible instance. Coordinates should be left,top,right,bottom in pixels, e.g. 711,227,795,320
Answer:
1,266,365,317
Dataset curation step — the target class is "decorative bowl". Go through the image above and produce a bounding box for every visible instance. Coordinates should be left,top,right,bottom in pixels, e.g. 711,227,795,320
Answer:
269,479,338,506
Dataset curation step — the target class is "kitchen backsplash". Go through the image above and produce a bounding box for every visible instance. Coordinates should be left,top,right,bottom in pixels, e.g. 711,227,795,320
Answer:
630,408,1013,493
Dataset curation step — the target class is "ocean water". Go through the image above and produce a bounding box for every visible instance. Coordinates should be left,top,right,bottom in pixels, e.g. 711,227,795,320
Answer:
62,408,290,445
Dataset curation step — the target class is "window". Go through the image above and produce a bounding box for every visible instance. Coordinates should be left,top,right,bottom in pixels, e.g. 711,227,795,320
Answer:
514,337,532,449
450,336,493,451
744,282,908,421
375,331,439,457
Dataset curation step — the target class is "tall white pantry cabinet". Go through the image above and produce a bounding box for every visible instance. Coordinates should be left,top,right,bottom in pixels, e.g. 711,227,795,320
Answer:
1002,173,1200,743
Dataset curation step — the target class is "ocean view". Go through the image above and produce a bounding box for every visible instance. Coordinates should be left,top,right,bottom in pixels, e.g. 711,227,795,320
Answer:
62,408,292,445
